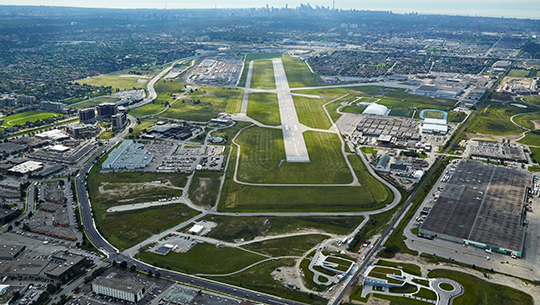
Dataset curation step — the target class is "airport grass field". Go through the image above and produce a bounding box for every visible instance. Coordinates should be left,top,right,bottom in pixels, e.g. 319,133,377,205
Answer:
247,93,281,126
235,127,353,184
219,144,391,212
200,215,365,242
0,111,60,128
138,243,265,274
76,74,148,91
162,87,242,121
238,53,283,87
250,60,276,90
242,234,329,257
282,55,321,88
467,102,529,135
292,96,333,129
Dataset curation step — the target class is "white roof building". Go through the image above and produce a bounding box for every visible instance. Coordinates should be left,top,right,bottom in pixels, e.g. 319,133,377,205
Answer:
423,118,447,125
362,104,389,116
413,170,424,179
422,124,448,134
188,224,204,235
8,161,43,174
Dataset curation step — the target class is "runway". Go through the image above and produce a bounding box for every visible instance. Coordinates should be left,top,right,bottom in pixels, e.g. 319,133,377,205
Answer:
272,58,310,163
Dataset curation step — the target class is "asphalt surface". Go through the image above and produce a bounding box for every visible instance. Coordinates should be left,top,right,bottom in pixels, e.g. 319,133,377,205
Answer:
272,58,310,163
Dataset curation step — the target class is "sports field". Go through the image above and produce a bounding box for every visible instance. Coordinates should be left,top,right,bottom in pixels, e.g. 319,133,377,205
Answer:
292,96,333,129
0,111,59,128
76,74,148,91
507,69,531,77
247,93,281,126
235,127,353,184
162,87,243,121
250,60,276,90
282,55,321,88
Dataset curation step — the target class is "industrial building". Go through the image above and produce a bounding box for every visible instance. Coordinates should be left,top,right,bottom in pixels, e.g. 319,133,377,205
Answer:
414,84,463,99
39,101,66,112
419,160,530,257
96,103,118,119
422,118,448,134
78,108,96,123
102,140,154,170
7,161,44,175
92,273,155,303
111,112,127,131
148,124,193,140
469,140,527,162
362,104,389,116
356,116,421,145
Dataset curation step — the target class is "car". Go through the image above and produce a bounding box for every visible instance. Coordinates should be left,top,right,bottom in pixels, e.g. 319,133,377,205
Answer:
485,248,492,254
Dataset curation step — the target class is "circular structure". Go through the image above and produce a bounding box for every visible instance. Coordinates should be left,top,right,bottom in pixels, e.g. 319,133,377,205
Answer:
362,104,389,116
438,282,454,291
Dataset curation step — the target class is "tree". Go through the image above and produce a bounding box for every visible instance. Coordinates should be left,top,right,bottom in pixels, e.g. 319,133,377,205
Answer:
112,260,117,267
129,128,133,133
119,261,127,269
130,265,136,272
147,269,153,277
154,271,161,278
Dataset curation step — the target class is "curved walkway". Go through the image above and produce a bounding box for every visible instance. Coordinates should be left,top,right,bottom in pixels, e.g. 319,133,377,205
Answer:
510,110,540,132
196,256,301,277
431,278,463,305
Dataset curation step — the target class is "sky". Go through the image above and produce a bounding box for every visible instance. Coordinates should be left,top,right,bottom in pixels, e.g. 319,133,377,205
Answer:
1,0,540,19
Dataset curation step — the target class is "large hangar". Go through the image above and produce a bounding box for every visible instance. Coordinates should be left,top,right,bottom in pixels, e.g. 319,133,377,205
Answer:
420,160,530,257
362,104,389,116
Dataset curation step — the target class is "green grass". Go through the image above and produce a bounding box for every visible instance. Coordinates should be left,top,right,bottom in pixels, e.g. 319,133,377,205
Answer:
155,77,187,95
507,69,530,77
293,96,333,129
100,204,199,250
422,110,446,119
238,53,282,88
388,109,412,118
250,60,276,90
523,96,540,106
210,121,253,143
342,105,367,114
188,170,222,208
377,95,452,112
293,86,383,99
97,131,115,139
242,234,329,257
518,132,540,146
438,282,454,291
235,127,352,184
325,100,344,123
428,269,533,305
528,146,540,163
361,147,378,154
220,145,391,212
162,87,243,121
377,260,421,276
132,120,154,136
300,253,331,291
448,111,467,123
214,258,327,305
73,97,119,109
128,102,167,117
138,243,264,274
247,93,281,126
514,113,540,130
0,111,60,128
412,278,430,287
389,283,418,294
200,215,364,242
76,74,148,91
370,266,402,276
373,294,433,305
282,55,321,88
413,288,437,301
467,103,529,135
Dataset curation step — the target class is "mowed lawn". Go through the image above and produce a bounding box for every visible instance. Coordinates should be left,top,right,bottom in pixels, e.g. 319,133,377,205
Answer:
138,243,265,274
250,60,276,90
76,74,148,91
1,111,60,128
292,96,332,129
128,102,167,117
247,93,281,126
518,132,540,146
282,55,321,88
100,204,199,250
428,269,533,305
235,127,353,184
162,87,242,121
238,53,282,87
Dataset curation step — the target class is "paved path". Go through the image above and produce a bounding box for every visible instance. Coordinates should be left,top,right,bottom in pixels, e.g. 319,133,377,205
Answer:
272,58,310,162
196,256,301,277
106,198,186,213
431,278,463,305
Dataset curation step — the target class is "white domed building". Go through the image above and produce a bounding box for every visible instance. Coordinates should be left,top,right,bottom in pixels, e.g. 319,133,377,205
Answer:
362,104,389,116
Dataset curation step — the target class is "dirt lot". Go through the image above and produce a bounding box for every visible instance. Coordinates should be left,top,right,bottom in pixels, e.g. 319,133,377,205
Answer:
98,181,183,202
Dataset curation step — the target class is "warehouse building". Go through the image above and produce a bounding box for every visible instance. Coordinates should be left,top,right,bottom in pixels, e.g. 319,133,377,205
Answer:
102,140,154,170
419,160,530,257
92,273,155,303
415,85,463,99
356,116,421,144
422,118,448,134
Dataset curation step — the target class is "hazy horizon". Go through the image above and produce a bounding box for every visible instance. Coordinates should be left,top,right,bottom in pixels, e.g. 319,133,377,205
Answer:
1,1,540,20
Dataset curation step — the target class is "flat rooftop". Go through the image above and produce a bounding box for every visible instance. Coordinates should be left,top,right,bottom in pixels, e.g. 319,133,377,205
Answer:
420,160,529,252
